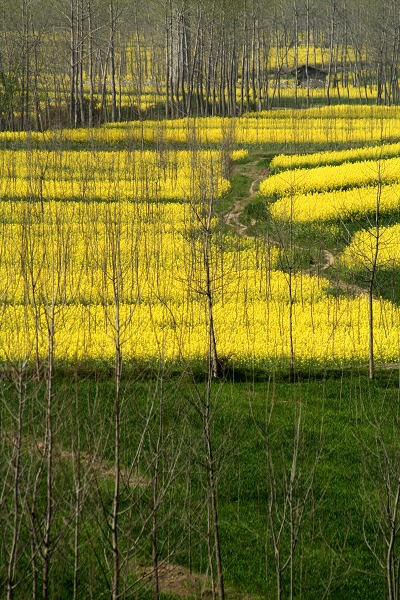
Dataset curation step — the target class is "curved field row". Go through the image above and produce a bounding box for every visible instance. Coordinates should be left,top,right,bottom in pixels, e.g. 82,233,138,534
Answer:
341,223,400,268
244,105,400,120
269,182,400,223
0,175,230,202
1,288,399,368
0,149,225,180
260,156,400,197
270,141,400,172
1,105,400,147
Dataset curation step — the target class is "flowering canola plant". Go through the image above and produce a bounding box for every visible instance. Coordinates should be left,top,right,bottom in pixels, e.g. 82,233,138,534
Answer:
269,182,400,223
271,141,400,172
341,223,400,269
1,195,400,368
2,104,400,148
260,156,400,197
2,109,400,370
0,149,230,202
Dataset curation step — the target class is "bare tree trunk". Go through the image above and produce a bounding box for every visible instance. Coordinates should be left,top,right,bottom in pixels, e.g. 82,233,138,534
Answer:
326,1,336,106
109,0,117,123
360,397,400,600
69,0,77,126
78,0,86,126
150,377,164,600
33,42,41,131
72,369,83,600
293,1,299,106
186,7,202,117
111,230,122,600
305,0,311,107
6,365,26,600
204,391,224,600
28,462,43,600
88,1,94,127
42,304,55,600
164,0,170,118
386,478,400,600
203,191,220,380
264,399,321,600
368,165,382,380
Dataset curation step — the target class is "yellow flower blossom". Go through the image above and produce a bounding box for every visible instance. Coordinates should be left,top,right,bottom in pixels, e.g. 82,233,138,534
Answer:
260,156,400,198
270,182,400,223
341,224,400,268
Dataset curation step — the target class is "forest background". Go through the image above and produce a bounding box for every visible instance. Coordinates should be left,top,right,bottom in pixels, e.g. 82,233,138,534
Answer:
1,0,400,127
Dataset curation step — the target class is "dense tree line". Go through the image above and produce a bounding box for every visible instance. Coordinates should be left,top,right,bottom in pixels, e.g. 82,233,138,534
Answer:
1,0,400,130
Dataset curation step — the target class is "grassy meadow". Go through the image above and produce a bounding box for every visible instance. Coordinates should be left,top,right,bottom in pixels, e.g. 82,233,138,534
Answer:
1,105,400,599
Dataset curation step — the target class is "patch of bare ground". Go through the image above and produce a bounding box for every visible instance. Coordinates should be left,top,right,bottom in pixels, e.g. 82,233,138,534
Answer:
0,430,148,488
332,280,369,296
57,449,150,488
224,198,252,236
137,562,260,599
309,251,369,295
138,563,211,598
322,249,334,270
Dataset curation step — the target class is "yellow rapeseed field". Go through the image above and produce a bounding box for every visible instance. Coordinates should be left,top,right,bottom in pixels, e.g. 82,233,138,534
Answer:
2,104,400,147
270,141,400,171
1,107,400,368
0,195,399,368
0,149,230,202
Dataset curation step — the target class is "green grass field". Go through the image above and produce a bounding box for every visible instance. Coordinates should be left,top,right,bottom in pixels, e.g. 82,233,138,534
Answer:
2,366,399,598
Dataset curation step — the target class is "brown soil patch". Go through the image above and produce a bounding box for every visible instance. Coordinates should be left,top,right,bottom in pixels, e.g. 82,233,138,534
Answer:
330,280,369,297
138,561,260,599
1,432,148,488
138,562,212,598
322,250,334,270
60,450,149,487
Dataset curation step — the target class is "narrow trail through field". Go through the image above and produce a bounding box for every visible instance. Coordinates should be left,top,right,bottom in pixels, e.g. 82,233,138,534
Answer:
223,158,368,292
224,159,269,237
224,159,335,271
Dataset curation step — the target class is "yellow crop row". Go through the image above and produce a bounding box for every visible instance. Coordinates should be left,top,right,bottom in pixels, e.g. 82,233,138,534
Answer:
341,223,400,269
1,287,399,367
0,200,278,306
0,175,230,202
271,141,400,172
244,105,400,119
231,149,249,162
1,198,400,367
269,182,400,223
0,149,230,202
260,156,400,198
102,115,400,146
1,105,400,147
0,149,223,178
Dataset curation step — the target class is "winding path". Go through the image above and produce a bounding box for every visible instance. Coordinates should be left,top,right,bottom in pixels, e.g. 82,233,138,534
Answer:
223,163,351,278
223,160,269,237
